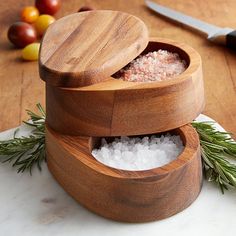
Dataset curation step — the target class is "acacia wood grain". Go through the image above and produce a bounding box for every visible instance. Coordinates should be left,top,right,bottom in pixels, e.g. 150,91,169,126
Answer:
46,124,202,222
39,10,149,87
46,38,204,136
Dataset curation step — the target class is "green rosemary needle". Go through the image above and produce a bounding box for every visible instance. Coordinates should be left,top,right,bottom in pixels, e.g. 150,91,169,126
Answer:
192,121,236,193
0,103,46,174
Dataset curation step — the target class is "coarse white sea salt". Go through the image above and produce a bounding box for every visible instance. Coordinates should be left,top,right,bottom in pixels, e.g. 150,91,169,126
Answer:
117,50,186,82
92,134,184,171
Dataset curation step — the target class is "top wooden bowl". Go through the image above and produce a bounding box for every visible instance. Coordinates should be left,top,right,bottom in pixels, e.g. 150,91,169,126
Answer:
45,38,204,136
39,10,204,136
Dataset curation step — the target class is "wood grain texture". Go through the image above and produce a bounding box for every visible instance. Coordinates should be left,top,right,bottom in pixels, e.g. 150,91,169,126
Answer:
46,38,204,136
1,0,236,135
39,10,149,87
46,124,202,222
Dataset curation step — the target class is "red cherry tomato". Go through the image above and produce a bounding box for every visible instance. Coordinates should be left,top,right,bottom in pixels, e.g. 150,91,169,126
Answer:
35,0,61,15
21,6,39,23
7,22,37,48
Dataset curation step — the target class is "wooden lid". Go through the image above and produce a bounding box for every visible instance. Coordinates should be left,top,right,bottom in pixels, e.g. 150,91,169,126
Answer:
39,10,149,87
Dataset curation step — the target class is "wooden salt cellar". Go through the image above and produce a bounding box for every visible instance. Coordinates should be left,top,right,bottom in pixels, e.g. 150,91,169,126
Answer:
39,10,204,222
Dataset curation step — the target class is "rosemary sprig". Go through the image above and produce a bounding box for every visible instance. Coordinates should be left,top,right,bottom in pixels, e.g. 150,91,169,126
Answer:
0,104,46,174
192,121,236,193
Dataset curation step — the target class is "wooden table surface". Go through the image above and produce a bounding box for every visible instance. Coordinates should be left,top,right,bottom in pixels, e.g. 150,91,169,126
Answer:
0,0,236,134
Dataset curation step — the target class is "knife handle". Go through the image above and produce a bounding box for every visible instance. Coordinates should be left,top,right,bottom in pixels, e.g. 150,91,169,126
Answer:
226,30,236,50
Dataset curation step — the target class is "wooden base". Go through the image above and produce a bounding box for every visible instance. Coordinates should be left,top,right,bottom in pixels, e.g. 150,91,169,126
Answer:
46,124,202,222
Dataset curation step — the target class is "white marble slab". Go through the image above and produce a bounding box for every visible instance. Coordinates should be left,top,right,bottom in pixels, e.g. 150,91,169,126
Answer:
0,114,236,236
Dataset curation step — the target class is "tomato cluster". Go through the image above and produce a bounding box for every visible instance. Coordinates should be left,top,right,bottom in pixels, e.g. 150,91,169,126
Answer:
7,0,60,61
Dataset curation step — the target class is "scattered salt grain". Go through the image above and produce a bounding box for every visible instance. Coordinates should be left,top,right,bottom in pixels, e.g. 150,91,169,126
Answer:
92,134,184,171
117,50,186,82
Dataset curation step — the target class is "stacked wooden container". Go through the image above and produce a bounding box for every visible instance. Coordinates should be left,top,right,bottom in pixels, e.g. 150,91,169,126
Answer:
39,10,205,222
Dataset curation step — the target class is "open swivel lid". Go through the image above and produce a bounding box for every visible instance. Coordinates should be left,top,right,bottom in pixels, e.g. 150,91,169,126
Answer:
39,10,149,87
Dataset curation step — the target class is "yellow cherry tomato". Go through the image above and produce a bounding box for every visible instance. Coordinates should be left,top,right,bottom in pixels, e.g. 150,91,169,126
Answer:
22,43,40,61
21,6,39,23
34,14,55,36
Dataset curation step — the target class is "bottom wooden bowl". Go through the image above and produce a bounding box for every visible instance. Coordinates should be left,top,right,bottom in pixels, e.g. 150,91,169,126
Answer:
46,124,202,222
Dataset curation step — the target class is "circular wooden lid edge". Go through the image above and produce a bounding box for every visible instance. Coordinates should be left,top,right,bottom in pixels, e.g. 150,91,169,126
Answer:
39,10,149,87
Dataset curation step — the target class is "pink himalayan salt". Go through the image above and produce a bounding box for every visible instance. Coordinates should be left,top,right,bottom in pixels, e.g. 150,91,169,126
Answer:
118,50,187,82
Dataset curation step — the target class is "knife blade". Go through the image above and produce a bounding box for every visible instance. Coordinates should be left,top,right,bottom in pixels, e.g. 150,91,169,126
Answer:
145,0,236,49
